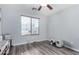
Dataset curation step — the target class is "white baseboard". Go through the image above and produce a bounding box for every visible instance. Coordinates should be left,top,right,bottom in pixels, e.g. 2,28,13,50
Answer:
64,45,79,52
51,39,79,53
13,39,48,46
13,42,28,46
13,39,79,53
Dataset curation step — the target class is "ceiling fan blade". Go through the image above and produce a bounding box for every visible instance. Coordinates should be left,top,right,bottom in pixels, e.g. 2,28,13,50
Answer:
32,7,37,10
47,4,53,10
38,6,42,11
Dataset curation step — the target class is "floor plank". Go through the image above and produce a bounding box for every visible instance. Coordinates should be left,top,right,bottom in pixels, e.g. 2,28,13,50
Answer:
9,40,79,55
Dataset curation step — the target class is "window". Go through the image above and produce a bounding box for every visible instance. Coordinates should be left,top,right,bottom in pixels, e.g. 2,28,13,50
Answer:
21,16,39,35
32,18,39,34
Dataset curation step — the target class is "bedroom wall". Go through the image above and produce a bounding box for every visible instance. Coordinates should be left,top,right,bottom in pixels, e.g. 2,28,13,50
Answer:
0,20,1,35
0,19,1,35
0,9,1,35
0,4,48,46
47,5,79,50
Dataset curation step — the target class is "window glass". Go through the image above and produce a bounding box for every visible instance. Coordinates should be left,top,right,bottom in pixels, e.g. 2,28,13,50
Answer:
21,16,31,35
21,16,39,35
32,18,39,34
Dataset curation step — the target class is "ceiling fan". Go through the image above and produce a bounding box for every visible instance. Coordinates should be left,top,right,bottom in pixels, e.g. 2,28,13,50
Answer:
32,4,53,11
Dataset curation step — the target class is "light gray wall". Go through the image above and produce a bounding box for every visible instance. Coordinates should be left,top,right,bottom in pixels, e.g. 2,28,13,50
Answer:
0,21,1,35
0,9,1,35
0,4,48,45
48,5,79,50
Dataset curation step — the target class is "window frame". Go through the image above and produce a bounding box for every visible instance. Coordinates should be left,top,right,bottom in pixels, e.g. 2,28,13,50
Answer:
21,15,40,36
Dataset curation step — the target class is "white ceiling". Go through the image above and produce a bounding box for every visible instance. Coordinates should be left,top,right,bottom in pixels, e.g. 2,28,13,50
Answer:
18,4,75,16
40,4,75,16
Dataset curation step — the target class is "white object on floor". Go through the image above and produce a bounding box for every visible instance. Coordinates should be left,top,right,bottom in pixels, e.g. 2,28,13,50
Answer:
51,39,56,42
55,40,64,47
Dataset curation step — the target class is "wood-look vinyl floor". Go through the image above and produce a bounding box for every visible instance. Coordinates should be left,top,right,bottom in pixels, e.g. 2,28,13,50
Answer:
9,40,79,55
